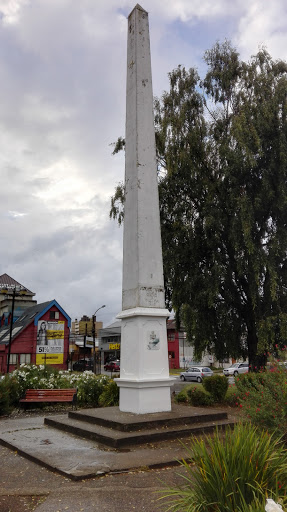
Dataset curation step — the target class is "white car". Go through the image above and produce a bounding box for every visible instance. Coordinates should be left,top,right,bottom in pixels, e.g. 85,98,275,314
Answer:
223,362,249,376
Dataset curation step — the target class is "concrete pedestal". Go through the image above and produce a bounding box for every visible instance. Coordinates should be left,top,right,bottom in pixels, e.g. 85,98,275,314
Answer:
116,308,173,413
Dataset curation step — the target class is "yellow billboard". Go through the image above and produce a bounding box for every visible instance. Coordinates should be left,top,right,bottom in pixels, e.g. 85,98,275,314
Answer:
36,353,64,365
36,320,65,365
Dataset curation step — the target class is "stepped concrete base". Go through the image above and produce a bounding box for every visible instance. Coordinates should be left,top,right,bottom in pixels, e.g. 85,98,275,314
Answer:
0,406,237,480
44,404,232,448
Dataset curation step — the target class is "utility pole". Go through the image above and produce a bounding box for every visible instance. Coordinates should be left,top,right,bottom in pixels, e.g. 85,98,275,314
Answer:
7,287,16,374
84,323,87,367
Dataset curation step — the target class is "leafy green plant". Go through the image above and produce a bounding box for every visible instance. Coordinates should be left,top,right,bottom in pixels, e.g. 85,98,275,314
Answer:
236,368,287,439
0,364,112,412
223,384,242,407
160,423,287,511
76,375,109,407
98,379,119,407
202,375,229,403
174,388,189,404
186,387,214,406
0,377,10,415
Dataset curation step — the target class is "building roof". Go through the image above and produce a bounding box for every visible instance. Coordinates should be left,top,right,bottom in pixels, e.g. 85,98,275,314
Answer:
167,318,186,332
0,299,71,345
99,320,121,338
0,273,34,294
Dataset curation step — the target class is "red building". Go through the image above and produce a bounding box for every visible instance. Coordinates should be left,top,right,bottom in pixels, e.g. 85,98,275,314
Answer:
167,319,181,369
0,300,71,374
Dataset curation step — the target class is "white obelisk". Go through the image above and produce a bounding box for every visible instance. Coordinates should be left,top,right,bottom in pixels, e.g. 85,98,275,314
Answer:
116,4,173,414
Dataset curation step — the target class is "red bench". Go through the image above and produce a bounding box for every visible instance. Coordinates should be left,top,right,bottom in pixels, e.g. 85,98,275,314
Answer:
19,388,77,410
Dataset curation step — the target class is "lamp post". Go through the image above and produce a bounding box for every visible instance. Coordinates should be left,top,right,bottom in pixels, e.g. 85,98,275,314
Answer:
92,305,106,373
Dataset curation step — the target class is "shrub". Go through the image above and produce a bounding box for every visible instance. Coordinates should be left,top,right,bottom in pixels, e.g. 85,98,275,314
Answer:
76,375,110,407
186,387,214,406
2,365,112,412
0,377,10,415
224,385,241,407
99,379,119,407
11,364,60,397
202,375,229,403
160,423,287,512
6,375,21,405
235,367,287,439
174,388,189,404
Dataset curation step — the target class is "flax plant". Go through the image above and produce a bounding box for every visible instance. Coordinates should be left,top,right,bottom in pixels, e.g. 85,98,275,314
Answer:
160,423,287,512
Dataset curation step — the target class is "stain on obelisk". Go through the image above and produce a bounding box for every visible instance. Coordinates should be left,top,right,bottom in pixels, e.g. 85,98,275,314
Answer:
116,4,174,414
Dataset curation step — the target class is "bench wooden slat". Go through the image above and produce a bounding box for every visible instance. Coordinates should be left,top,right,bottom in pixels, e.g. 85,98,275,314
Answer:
23,393,76,397
19,388,77,409
21,398,74,402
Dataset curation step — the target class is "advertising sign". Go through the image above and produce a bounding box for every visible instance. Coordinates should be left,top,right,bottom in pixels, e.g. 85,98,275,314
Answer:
109,343,120,350
36,320,64,365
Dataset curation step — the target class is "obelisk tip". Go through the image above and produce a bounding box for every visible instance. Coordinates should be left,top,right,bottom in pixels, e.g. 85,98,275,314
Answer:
128,4,148,19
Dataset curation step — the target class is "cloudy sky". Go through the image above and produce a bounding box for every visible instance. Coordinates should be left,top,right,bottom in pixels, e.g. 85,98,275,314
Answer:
0,0,286,327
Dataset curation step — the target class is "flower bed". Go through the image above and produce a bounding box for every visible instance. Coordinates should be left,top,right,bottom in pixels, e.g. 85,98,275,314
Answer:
0,364,119,415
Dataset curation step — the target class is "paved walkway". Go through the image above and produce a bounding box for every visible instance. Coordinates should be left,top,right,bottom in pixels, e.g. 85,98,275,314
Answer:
0,405,240,511
0,414,188,512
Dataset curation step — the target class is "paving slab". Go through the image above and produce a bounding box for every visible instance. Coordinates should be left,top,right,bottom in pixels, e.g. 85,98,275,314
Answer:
0,441,192,512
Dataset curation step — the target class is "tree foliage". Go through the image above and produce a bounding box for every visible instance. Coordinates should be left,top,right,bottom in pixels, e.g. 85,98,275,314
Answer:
111,41,287,368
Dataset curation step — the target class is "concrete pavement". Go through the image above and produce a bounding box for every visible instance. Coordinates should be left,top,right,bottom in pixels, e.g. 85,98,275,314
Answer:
0,412,193,480
0,387,239,511
0,438,188,512
0,404,234,480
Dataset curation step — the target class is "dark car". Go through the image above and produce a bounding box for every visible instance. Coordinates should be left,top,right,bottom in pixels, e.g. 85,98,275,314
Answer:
72,358,94,371
104,360,120,372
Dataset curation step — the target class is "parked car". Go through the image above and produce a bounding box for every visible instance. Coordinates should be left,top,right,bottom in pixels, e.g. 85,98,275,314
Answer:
223,362,249,377
72,358,94,371
180,366,213,383
104,360,120,372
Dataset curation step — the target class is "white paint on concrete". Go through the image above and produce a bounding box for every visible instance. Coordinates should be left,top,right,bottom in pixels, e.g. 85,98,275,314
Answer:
122,4,165,311
117,5,174,414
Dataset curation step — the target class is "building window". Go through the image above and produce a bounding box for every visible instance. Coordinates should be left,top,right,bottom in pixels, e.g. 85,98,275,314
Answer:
20,354,31,364
8,354,18,365
50,311,59,320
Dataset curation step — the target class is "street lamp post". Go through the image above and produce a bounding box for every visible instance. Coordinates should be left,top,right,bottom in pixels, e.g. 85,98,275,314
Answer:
92,305,106,373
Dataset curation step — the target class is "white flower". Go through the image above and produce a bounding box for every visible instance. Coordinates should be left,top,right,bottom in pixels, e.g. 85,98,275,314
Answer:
266,499,283,512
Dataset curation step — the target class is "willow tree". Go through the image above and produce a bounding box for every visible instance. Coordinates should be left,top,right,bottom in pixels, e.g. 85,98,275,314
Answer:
111,42,287,368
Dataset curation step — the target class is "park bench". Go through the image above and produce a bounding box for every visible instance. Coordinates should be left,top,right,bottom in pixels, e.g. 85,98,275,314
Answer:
19,388,77,410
